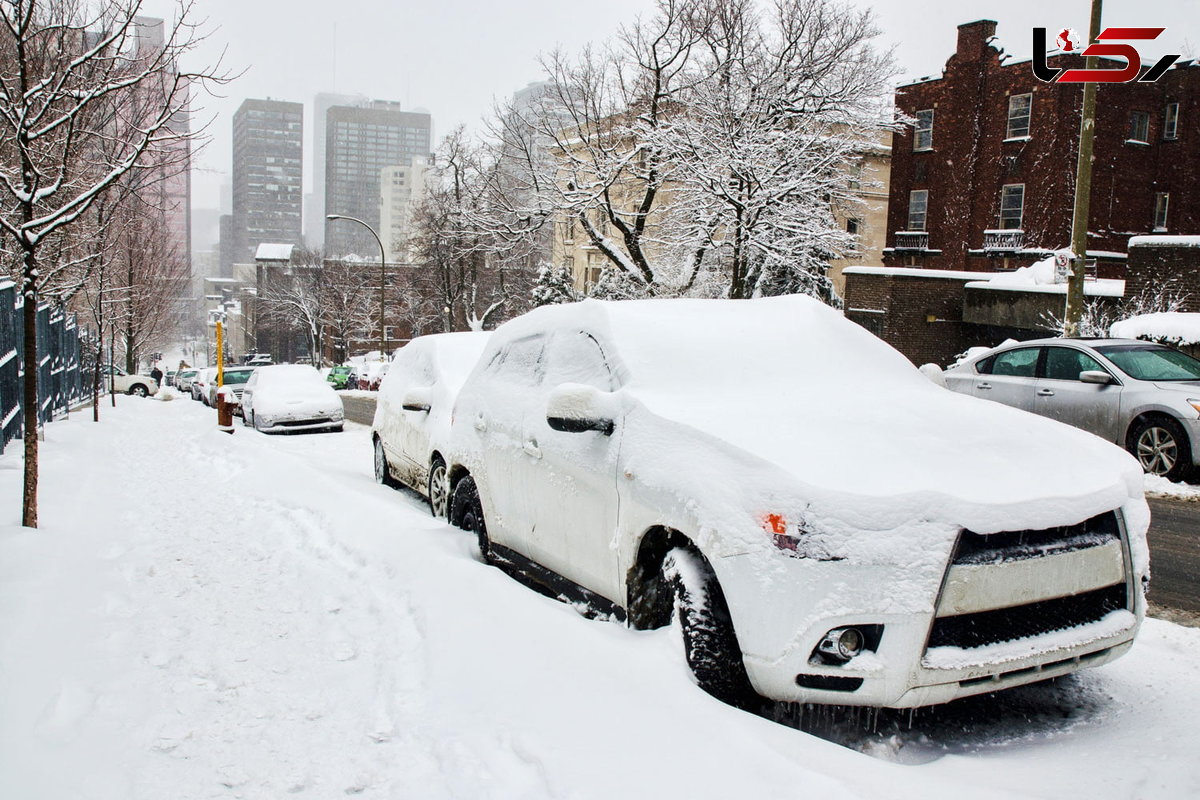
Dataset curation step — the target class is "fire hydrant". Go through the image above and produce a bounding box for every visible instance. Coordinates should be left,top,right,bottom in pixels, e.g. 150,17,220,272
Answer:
216,385,236,434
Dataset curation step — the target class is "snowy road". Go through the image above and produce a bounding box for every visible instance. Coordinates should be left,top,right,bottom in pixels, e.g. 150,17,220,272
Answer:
2,395,1199,799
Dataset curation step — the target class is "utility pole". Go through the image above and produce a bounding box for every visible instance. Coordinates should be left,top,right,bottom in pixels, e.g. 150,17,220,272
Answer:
1064,0,1103,336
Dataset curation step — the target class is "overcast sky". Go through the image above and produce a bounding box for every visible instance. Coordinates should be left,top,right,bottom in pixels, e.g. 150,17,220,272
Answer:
142,0,1195,220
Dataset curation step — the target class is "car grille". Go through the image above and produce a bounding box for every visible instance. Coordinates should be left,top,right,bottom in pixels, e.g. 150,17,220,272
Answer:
927,510,1130,652
927,583,1129,649
277,417,334,427
952,511,1120,566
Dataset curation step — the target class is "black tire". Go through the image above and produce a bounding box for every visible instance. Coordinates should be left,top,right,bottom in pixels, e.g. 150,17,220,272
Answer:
374,437,398,487
428,457,450,519
664,546,756,710
450,475,490,562
129,384,148,397
1129,416,1191,482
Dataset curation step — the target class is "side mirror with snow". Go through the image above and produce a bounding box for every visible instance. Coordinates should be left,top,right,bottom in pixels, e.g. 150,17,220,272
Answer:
1079,370,1113,385
546,383,616,436
402,386,433,412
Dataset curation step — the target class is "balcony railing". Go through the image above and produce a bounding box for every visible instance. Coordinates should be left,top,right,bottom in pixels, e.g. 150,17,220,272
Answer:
983,229,1024,251
893,231,930,250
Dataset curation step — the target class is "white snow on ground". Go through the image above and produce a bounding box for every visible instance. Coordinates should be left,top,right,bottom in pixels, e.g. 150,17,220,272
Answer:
1144,474,1200,501
2,398,1200,799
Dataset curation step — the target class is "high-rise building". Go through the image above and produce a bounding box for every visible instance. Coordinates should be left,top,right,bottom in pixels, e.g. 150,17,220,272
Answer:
324,101,432,258
231,98,303,267
306,92,368,247
379,159,429,263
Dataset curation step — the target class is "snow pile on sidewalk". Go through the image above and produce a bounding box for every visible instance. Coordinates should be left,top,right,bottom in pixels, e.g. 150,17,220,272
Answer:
2,398,1199,799
1111,312,1200,346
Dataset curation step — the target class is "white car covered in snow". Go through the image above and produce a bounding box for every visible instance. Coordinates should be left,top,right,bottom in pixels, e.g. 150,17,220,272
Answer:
445,296,1150,709
372,332,491,517
241,364,345,434
101,364,158,397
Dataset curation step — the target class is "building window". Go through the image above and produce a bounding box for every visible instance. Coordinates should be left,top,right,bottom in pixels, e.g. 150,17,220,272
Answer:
907,190,928,231
1006,94,1032,139
999,184,1025,229
563,255,575,272
1128,111,1150,144
913,109,934,152
1164,103,1179,140
1154,193,1170,231
564,216,576,243
846,218,861,236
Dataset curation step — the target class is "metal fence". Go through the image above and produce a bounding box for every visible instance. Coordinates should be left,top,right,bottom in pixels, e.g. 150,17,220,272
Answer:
0,281,85,455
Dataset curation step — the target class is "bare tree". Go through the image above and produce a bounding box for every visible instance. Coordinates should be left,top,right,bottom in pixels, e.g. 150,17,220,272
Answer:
0,0,228,527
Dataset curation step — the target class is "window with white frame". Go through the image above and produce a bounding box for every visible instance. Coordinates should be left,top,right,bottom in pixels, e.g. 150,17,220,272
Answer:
914,110,934,151
1006,94,1032,138
1164,103,1179,140
1154,193,1170,231
1129,111,1150,143
907,190,928,231
999,184,1025,230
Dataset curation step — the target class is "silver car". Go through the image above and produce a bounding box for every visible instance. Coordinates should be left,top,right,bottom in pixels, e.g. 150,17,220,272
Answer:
945,338,1200,481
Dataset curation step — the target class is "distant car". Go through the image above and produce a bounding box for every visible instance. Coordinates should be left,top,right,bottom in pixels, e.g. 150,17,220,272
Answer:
357,360,389,390
245,354,273,367
241,364,345,434
206,366,257,411
327,365,354,390
100,364,158,397
165,370,177,388
192,367,217,404
945,338,1200,482
372,332,491,517
175,369,198,394
444,296,1149,710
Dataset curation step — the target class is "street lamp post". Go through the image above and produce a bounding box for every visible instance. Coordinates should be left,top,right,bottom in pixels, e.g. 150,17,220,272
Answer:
327,214,388,357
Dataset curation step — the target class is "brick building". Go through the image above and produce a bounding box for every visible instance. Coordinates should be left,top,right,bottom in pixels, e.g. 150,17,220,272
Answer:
843,19,1199,367
884,19,1198,274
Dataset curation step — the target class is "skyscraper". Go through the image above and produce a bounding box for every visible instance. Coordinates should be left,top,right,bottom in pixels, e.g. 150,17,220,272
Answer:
323,101,432,258
231,98,303,266
306,92,368,247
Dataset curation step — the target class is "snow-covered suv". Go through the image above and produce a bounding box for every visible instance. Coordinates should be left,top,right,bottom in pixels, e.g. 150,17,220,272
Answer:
445,296,1149,709
101,364,158,397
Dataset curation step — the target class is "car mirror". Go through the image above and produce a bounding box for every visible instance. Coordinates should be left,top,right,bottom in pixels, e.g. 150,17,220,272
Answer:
546,383,616,436
1079,370,1112,385
402,386,433,412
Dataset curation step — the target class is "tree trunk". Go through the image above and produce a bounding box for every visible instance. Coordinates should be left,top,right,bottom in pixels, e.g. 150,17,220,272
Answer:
21,249,39,529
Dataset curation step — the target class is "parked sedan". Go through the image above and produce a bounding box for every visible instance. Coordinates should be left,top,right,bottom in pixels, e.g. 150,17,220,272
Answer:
241,364,344,434
372,332,491,517
175,369,198,394
326,365,354,390
192,367,217,403
445,296,1149,710
945,338,1200,481
206,366,257,410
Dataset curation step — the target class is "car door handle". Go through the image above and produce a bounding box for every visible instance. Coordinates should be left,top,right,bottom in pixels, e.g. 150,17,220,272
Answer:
1037,389,1055,397
523,439,542,459
474,414,487,432
976,382,992,390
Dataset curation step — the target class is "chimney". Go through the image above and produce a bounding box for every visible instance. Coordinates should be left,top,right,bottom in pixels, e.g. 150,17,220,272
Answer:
956,20,999,61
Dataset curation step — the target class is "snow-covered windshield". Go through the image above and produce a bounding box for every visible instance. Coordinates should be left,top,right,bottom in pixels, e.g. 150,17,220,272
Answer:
1095,345,1200,381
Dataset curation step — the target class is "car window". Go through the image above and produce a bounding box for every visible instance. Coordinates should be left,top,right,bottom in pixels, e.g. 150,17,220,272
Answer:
544,331,614,390
1043,347,1106,381
493,335,545,386
1095,345,1200,381
983,347,1039,377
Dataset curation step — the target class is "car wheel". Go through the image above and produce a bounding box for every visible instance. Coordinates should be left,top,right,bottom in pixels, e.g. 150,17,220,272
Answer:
1130,416,1191,482
450,475,490,562
374,437,397,486
129,384,148,397
663,546,756,710
428,457,450,519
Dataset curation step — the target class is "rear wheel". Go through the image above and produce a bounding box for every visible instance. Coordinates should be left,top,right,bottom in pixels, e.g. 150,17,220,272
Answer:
129,384,148,397
450,475,490,562
374,437,398,487
428,457,450,519
1129,416,1191,482
664,546,756,710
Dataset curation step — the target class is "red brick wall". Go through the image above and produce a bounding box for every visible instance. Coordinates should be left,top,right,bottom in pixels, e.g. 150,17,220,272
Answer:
887,20,1200,273
844,271,975,366
1125,240,1200,312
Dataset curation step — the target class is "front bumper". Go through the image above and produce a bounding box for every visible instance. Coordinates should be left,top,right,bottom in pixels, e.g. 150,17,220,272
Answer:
257,410,344,433
724,509,1145,708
